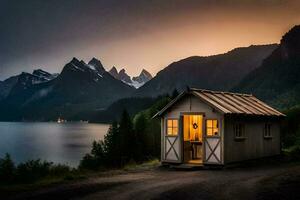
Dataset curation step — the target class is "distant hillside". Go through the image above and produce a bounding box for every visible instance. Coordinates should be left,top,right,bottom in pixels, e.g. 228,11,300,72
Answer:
90,97,161,123
0,58,135,121
234,25,300,109
134,44,277,97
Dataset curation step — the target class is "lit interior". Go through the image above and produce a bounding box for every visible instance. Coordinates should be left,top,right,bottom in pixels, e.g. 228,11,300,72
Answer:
206,119,219,136
183,115,203,141
183,115,203,164
167,119,178,135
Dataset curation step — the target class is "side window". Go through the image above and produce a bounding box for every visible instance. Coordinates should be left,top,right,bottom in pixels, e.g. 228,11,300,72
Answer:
263,123,272,137
167,119,178,136
206,119,219,136
234,123,245,138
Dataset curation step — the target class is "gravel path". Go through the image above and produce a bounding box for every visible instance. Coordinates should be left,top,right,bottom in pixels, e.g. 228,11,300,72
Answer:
6,163,300,200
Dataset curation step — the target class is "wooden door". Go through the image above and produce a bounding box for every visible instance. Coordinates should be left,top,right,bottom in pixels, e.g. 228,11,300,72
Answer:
204,137,222,164
164,117,182,163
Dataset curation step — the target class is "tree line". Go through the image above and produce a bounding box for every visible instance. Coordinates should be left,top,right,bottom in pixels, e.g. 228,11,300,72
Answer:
79,95,172,170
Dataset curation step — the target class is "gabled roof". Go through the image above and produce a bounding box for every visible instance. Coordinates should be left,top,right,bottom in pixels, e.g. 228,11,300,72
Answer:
153,88,285,118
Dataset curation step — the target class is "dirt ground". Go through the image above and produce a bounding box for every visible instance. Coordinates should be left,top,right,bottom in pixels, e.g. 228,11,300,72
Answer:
4,161,300,200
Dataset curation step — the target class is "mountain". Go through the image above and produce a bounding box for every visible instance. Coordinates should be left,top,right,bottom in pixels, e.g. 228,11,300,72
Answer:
32,69,57,80
0,57,135,121
109,67,152,88
109,67,132,84
134,44,278,97
87,57,106,75
109,66,119,79
0,75,18,100
118,69,132,84
0,69,56,101
132,69,153,88
234,25,300,109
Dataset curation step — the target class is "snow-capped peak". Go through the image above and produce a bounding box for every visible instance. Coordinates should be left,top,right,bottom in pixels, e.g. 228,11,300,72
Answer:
108,67,152,88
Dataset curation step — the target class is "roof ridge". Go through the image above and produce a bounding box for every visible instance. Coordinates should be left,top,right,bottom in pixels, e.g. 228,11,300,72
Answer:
190,88,253,97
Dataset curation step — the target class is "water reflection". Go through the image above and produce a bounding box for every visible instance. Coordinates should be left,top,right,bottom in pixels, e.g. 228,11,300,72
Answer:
0,122,109,167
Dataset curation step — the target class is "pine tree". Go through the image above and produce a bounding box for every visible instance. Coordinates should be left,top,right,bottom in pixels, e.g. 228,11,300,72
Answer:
119,110,135,165
134,113,148,161
103,121,120,167
0,153,16,183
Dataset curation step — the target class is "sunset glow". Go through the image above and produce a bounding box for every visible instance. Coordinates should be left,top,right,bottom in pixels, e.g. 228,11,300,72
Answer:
1,0,300,79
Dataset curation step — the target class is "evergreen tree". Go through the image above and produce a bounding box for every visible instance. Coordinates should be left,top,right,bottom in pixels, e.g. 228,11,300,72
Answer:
134,113,148,161
0,153,16,183
103,121,120,167
118,110,135,165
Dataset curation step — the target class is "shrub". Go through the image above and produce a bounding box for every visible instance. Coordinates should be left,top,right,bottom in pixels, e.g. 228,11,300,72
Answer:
79,140,106,170
0,153,16,183
289,145,300,160
16,160,52,182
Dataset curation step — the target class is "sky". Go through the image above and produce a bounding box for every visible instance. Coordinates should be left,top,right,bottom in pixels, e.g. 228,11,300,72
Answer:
0,0,300,80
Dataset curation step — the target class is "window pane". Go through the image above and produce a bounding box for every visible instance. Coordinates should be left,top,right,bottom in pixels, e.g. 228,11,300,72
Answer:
172,120,178,128
173,127,178,135
206,120,212,128
213,128,219,136
207,128,213,136
167,120,172,128
213,120,218,128
167,128,173,135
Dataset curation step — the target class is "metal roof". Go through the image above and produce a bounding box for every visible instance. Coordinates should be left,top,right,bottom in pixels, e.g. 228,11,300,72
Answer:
154,88,285,118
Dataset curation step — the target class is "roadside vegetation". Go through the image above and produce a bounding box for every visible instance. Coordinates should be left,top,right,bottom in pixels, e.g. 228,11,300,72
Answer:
281,106,300,160
79,95,172,169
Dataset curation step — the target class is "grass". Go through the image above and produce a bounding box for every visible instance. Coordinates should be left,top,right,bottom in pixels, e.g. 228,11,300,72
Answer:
123,159,160,171
0,171,87,197
0,159,159,198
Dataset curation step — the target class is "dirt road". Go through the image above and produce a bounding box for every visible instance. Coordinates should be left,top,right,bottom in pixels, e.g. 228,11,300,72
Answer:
6,162,300,200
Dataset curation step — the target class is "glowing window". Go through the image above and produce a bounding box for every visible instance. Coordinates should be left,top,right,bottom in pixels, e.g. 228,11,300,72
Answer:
167,119,178,136
206,119,219,136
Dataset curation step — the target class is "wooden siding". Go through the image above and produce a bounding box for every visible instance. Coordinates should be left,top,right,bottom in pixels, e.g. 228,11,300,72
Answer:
223,116,281,163
161,94,224,164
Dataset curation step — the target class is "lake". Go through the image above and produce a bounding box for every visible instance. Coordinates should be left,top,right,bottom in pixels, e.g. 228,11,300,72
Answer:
0,122,110,167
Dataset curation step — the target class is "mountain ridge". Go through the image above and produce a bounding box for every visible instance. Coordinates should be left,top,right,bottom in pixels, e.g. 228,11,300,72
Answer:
134,44,278,97
234,25,300,109
108,67,152,88
0,57,135,121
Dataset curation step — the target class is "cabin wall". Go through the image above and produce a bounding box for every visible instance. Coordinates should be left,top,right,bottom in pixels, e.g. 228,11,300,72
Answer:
224,116,281,164
163,95,222,118
161,94,224,163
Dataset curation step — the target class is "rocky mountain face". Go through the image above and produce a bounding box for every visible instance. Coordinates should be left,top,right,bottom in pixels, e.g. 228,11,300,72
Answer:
0,57,135,121
32,69,57,81
132,69,153,86
0,75,18,100
87,57,106,75
0,69,57,101
134,44,278,97
109,67,152,88
234,25,300,109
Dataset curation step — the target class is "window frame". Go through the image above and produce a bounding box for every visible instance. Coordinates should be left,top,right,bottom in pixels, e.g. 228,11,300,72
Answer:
166,118,179,136
263,123,272,139
234,123,246,140
205,119,219,137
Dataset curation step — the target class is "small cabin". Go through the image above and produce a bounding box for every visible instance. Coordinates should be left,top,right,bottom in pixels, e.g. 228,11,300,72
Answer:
154,88,285,166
